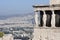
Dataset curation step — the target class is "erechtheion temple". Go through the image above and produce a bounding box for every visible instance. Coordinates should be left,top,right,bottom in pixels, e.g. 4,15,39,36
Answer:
32,0,60,40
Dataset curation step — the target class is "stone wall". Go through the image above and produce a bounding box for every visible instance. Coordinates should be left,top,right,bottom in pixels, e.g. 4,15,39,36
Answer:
50,0,60,5
33,28,60,40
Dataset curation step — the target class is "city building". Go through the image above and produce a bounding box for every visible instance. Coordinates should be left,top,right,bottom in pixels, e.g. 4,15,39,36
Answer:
32,0,60,40
0,34,13,40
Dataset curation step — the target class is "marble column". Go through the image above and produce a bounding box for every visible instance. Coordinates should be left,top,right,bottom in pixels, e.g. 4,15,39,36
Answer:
34,11,38,27
43,11,46,27
51,10,55,27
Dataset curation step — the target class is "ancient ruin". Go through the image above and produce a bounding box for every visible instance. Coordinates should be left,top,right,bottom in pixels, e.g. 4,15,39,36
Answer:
32,0,60,40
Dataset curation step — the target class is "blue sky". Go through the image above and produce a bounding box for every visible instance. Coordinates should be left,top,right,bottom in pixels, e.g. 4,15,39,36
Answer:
0,0,49,16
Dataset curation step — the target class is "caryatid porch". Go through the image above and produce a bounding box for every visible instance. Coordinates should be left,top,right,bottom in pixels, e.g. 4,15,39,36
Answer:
33,5,60,27
32,0,60,40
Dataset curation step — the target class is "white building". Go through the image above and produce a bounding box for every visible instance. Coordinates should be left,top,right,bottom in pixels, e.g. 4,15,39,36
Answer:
32,0,60,40
0,34,13,40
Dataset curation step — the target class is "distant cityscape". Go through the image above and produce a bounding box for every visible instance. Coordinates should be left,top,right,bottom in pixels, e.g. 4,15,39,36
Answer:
0,13,34,40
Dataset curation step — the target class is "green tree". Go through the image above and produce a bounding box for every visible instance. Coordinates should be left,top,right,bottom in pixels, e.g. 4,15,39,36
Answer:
0,32,4,38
